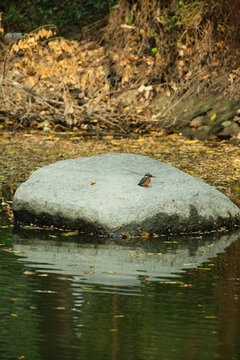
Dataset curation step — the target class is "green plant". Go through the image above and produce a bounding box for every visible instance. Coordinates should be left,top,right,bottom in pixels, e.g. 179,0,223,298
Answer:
1,0,117,34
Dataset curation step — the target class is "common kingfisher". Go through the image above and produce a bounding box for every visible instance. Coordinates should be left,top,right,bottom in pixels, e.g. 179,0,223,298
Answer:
138,173,154,187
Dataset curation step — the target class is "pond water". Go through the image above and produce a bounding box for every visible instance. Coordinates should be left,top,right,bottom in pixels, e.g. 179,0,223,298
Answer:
1,196,240,360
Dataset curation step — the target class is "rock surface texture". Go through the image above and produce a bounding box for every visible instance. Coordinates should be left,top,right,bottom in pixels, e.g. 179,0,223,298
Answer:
13,153,240,236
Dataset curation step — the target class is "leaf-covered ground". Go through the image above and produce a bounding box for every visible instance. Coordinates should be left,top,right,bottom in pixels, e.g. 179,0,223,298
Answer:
1,23,240,140
0,131,239,208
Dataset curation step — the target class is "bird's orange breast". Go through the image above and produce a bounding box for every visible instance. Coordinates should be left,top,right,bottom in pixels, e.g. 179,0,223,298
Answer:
140,176,151,187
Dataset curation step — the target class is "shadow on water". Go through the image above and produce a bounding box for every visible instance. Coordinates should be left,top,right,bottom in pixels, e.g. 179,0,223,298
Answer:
1,185,240,360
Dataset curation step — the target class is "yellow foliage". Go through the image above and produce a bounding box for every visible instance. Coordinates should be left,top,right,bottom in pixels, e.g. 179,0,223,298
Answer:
0,13,4,36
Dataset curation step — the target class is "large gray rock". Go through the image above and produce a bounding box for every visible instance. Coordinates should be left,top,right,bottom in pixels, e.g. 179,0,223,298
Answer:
13,153,240,236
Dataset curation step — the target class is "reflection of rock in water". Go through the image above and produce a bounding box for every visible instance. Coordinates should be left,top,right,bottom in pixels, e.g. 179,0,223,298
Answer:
13,230,240,287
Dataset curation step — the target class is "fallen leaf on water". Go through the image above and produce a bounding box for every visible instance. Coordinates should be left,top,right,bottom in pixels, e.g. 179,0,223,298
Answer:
183,263,199,266
140,231,150,238
10,313,18,317
34,290,56,293
81,286,93,291
62,231,77,236
91,178,97,185
58,277,72,281
54,307,65,310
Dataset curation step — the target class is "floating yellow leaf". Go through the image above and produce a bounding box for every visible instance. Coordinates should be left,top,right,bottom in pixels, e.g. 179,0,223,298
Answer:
211,113,216,121
108,271,116,274
81,286,93,291
140,231,150,237
55,307,65,310
34,290,56,293
62,231,77,236
91,178,97,185
10,313,18,317
58,277,72,281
